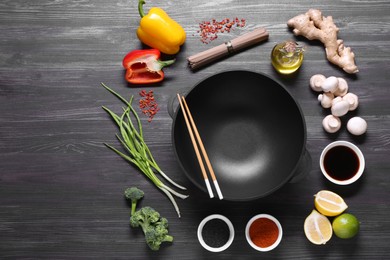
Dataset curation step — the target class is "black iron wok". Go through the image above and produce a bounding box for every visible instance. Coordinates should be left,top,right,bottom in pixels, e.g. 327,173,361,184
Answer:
172,70,308,200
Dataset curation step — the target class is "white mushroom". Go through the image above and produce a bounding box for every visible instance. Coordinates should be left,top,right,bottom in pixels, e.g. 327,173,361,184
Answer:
347,117,367,135
331,96,343,107
333,77,349,96
321,76,339,93
331,99,350,117
310,74,326,92
318,92,334,108
343,92,359,111
322,115,341,133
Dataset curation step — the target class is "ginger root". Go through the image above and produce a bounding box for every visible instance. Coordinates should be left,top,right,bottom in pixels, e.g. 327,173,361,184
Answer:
287,9,358,74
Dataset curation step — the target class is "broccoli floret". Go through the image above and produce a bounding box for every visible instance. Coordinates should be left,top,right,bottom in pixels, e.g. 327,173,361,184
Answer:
130,206,160,231
124,187,144,215
157,217,169,230
130,206,173,251
145,225,173,251
124,188,173,251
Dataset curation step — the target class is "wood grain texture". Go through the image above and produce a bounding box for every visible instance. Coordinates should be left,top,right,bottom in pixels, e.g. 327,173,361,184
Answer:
1,0,389,258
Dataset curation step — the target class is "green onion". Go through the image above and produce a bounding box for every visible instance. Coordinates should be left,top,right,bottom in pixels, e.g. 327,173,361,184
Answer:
101,83,188,217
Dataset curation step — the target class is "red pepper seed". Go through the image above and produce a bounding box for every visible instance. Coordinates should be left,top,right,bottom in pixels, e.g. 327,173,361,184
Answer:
138,90,159,122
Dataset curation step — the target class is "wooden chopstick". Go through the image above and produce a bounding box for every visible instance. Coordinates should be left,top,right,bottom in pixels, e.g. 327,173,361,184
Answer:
176,94,214,198
177,94,223,200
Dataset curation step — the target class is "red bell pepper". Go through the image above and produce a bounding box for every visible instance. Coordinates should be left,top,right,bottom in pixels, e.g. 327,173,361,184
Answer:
122,49,175,84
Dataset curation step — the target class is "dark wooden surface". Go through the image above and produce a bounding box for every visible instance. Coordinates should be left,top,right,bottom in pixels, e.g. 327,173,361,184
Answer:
1,0,389,259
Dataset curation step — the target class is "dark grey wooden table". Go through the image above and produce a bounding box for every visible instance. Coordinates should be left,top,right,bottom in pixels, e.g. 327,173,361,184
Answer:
1,0,389,259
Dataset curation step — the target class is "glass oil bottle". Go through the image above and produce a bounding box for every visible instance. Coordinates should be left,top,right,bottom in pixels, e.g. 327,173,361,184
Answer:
271,41,305,74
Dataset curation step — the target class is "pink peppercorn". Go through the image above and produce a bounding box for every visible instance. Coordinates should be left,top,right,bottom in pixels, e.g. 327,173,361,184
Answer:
196,17,247,44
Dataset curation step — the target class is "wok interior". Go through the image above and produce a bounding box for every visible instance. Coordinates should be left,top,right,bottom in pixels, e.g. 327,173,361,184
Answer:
173,71,305,200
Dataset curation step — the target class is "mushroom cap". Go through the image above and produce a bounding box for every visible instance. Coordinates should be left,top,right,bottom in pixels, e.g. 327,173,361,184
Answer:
331,99,350,117
310,74,326,92
347,117,367,135
322,115,341,133
333,77,349,96
321,76,339,93
343,92,359,111
331,96,343,107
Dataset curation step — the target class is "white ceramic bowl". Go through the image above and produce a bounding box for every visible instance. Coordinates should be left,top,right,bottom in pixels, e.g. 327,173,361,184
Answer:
197,214,235,252
245,214,283,251
320,141,365,185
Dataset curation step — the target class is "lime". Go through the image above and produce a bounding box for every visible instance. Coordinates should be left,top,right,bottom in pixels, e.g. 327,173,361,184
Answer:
332,213,360,239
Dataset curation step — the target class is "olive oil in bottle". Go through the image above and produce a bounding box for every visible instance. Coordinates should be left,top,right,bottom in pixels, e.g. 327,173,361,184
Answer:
271,41,304,74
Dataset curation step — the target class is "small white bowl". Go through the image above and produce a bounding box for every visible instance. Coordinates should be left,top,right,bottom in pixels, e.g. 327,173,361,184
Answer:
197,214,235,252
245,214,283,251
320,141,365,185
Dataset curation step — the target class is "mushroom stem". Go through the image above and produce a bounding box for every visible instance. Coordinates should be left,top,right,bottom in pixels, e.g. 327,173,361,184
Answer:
322,115,341,133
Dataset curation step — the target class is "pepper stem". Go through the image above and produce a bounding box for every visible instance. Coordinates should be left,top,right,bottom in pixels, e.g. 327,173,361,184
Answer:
138,0,146,18
158,59,175,69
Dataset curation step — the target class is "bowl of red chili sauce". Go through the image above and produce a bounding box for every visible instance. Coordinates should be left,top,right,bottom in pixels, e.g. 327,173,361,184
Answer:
245,214,283,251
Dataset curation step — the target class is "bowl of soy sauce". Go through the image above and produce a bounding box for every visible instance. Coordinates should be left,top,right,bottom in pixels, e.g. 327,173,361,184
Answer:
320,141,365,185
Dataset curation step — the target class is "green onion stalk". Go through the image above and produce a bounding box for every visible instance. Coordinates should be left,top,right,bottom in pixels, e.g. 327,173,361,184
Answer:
101,83,188,217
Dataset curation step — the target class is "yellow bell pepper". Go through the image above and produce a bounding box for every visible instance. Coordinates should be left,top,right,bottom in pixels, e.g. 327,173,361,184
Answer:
136,0,186,55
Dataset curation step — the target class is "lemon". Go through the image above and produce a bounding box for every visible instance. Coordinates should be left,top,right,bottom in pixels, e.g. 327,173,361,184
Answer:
304,209,333,245
314,190,348,217
332,213,360,239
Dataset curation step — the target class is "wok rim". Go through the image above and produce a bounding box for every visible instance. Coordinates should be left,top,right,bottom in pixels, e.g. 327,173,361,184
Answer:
172,69,307,201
